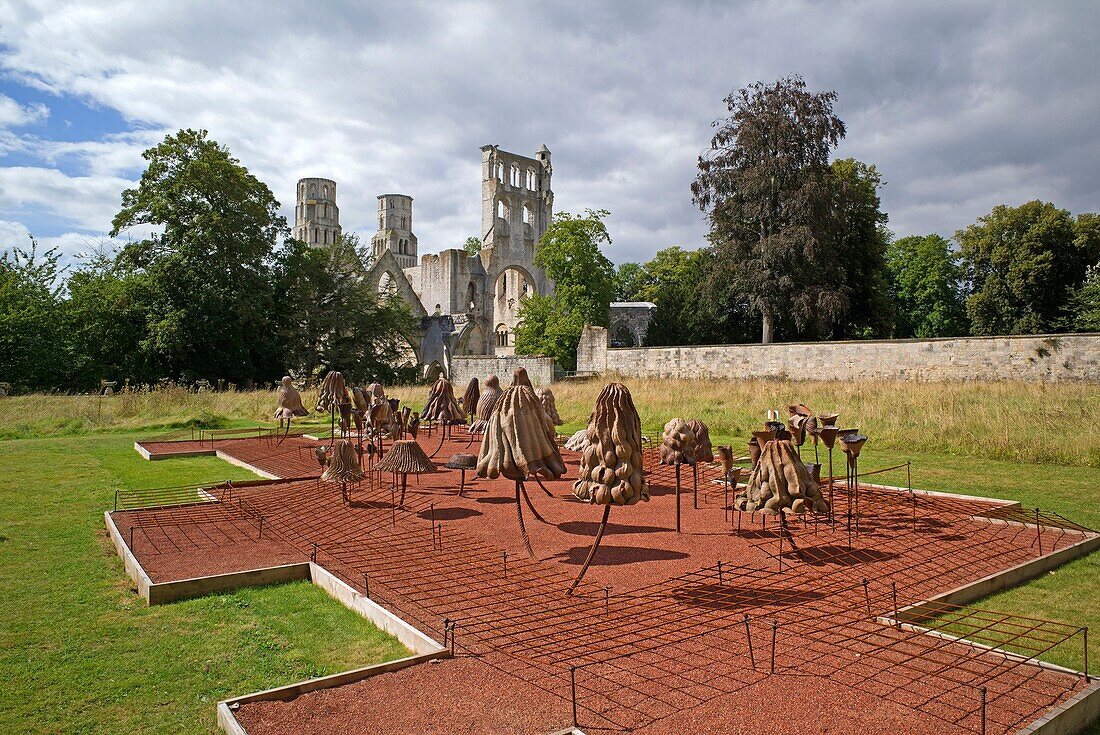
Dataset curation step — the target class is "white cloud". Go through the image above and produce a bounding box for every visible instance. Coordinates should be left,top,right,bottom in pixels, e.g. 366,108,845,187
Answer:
0,93,47,127
0,0,1098,264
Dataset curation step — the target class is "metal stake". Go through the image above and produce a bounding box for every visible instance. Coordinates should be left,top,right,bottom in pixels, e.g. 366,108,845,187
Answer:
892,581,898,625
770,620,777,674
129,526,134,550
863,579,871,619
675,463,682,533
503,550,508,579
744,614,755,669
1084,627,1090,683
1036,508,1043,556
570,667,578,727
364,573,369,598
311,542,318,562
980,686,987,735
718,560,724,586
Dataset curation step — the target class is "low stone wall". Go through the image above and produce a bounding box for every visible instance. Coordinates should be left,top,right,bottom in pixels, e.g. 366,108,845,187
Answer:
576,325,1100,382
449,355,556,387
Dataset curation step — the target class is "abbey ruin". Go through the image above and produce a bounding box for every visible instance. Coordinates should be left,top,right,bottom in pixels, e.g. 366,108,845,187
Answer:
295,144,555,376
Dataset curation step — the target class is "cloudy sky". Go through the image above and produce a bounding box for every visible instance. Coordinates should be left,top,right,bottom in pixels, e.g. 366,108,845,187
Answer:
1,0,1098,268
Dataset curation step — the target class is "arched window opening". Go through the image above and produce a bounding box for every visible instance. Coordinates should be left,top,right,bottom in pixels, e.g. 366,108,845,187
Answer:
467,281,477,310
526,169,536,189
323,185,328,198
313,228,318,243
310,185,316,197
510,166,520,187
401,216,407,229
497,200,507,220
495,163,504,182
522,205,531,225
495,324,509,347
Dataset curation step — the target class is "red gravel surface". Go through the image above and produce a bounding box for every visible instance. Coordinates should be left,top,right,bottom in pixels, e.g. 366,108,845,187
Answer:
124,432,1094,734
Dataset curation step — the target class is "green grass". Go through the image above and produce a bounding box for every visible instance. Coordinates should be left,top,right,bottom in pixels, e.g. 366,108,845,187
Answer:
0,433,408,735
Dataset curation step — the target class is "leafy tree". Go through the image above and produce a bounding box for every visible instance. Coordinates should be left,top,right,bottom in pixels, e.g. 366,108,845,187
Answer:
827,158,892,339
63,249,152,387
692,74,846,343
613,261,645,301
886,235,968,338
0,239,66,391
957,201,1091,335
110,129,285,385
631,247,746,346
514,209,616,369
270,234,418,384
1065,264,1100,331
464,236,483,256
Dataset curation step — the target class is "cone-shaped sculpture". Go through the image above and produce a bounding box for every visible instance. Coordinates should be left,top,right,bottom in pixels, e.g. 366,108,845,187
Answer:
316,371,347,413
734,439,829,516
461,378,480,421
569,383,648,594
511,367,533,389
536,386,564,426
322,440,366,485
274,376,309,443
376,439,436,506
422,376,464,423
660,418,696,533
818,413,839,427
470,374,502,434
686,419,712,510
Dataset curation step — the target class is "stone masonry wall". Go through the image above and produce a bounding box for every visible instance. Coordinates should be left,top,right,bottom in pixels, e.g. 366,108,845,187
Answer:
450,355,556,389
576,325,1100,382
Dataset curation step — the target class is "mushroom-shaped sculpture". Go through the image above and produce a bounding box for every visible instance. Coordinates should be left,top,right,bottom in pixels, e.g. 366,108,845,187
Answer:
536,386,563,426
838,431,868,543
568,383,648,594
321,439,367,503
686,419,713,510
714,445,743,524
274,376,309,443
734,439,829,530
445,453,478,497
469,374,502,435
660,418,696,533
376,439,436,507
788,414,807,455
460,378,480,423
476,384,566,557
367,382,386,402
564,429,588,452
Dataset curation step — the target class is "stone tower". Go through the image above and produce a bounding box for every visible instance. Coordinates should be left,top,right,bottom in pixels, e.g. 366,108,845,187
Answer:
294,177,342,246
371,194,418,269
479,144,553,253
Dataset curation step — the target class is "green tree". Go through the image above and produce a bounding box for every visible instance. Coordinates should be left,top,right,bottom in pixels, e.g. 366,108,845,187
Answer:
63,249,153,388
886,235,968,338
464,237,483,256
514,209,616,369
957,201,1091,335
692,74,847,343
613,261,645,301
1065,264,1100,331
632,247,745,346
270,234,418,384
0,239,66,391
827,158,893,339
110,129,285,385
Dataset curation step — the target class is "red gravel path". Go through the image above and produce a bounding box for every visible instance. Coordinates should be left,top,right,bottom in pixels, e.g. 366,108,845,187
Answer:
119,433,1093,734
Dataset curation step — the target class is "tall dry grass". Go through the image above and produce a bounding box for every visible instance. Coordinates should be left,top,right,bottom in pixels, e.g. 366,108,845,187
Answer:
1,378,1096,467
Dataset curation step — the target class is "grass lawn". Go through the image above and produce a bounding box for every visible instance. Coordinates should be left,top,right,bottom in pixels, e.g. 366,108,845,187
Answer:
0,379,1097,733
0,433,408,735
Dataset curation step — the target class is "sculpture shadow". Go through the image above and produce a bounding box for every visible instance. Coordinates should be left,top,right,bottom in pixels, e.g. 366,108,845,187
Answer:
671,583,828,610
552,544,688,566
790,544,899,567
416,506,482,522
557,520,668,537
348,499,393,510
475,496,518,505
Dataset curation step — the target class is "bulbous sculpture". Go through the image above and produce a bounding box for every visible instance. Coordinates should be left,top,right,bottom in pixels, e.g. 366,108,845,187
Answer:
536,386,564,426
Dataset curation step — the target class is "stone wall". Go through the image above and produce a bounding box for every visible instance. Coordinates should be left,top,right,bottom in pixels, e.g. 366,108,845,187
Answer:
449,355,556,389
576,325,1100,382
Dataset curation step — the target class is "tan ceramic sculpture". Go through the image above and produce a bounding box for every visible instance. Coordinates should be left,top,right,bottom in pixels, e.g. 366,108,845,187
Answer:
461,378,480,421
661,418,696,533
476,383,565,557
470,374,502,434
734,439,829,516
375,439,436,506
536,386,563,426
569,383,648,593
274,376,309,442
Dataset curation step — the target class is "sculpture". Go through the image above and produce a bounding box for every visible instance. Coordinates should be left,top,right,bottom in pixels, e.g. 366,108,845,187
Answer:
470,374,502,435
734,439,829,516
423,375,465,455
460,378,480,423
274,376,309,443
321,439,367,504
511,366,534,389
838,431,868,546
564,429,588,452
714,445,743,524
686,418,713,510
660,418,696,533
568,382,648,594
445,453,478,496
537,386,564,426
316,370,350,443
476,383,566,557
375,439,436,507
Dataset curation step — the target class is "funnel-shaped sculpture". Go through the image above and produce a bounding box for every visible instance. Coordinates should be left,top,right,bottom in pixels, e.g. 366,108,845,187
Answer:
460,378,480,421
569,383,648,594
274,376,309,443
422,376,464,424
660,418,696,533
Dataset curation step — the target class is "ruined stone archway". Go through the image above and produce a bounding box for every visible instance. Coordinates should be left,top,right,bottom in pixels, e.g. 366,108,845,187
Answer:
492,265,537,355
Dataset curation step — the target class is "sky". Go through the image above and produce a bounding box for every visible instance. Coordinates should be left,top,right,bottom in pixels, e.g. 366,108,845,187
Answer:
1,0,1098,269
